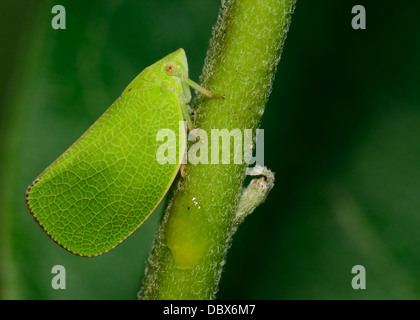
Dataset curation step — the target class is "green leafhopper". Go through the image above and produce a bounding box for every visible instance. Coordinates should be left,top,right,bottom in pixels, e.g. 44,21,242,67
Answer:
25,49,223,257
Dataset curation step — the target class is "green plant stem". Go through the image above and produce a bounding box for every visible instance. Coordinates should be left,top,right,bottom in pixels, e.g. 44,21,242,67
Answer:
139,0,296,299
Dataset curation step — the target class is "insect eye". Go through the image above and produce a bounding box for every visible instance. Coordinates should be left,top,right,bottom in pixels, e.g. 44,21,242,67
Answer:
164,63,178,75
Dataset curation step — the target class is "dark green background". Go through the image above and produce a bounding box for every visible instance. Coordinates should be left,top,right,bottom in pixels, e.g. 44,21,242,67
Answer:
1,0,419,299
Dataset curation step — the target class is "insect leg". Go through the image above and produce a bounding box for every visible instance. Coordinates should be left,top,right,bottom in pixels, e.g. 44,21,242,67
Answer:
183,77,225,99
181,102,195,132
181,103,202,144
180,164,187,179
186,104,195,115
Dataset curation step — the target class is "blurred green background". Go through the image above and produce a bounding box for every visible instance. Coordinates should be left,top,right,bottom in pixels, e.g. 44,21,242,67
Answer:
1,0,420,299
